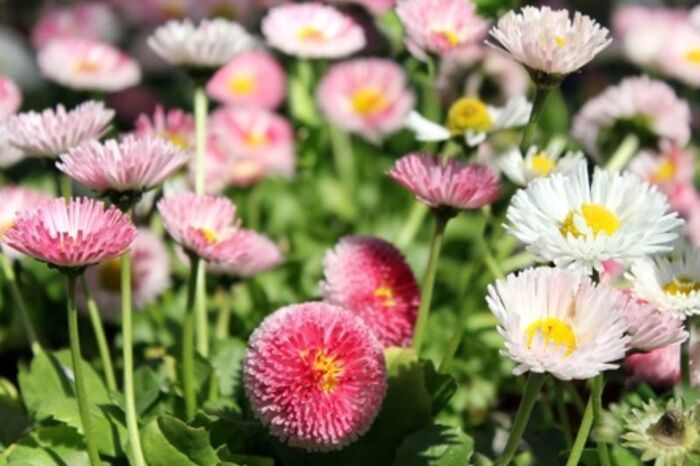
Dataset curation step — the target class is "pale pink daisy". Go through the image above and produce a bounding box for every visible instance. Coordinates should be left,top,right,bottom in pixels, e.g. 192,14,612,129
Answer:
244,302,387,451
38,38,141,92
571,76,691,158
317,58,414,142
206,49,286,110
208,229,283,278
83,228,170,322
321,236,420,348
0,75,21,121
134,105,194,151
7,101,114,158
31,2,120,49
624,344,681,388
0,186,51,259
3,197,137,270
659,25,700,88
619,295,688,352
388,153,500,211
396,0,487,61
261,3,366,59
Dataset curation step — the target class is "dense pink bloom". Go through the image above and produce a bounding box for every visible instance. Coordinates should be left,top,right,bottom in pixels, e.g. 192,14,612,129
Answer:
388,154,500,210
7,101,114,158
32,2,120,49
135,105,194,151
0,187,51,259
83,228,169,321
624,344,681,388
207,50,286,110
38,38,140,92
397,0,487,60
157,193,241,262
4,197,137,269
619,295,688,352
317,58,414,141
244,302,386,451
0,76,21,121
57,135,189,194
321,236,419,347
208,229,283,278
262,3,366,59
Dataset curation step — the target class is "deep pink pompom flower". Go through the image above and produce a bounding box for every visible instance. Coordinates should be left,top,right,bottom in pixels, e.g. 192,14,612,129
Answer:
388,153,500,210
209,229,283,278
244,302,387,451
3,197,137,270
321,236,420,347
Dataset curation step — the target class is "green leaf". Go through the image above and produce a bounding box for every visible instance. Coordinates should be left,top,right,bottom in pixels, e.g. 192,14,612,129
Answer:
288,61,320,127
391,424,474,466
18,352,72,414
210,338,246,398
420,361,458,415
221,453,274,466
142,415,219,466
5,425,89,466
134,366,164,415
0,379,30,449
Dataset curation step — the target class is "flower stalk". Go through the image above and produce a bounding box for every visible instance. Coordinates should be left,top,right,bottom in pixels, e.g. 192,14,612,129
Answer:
1,252,41,355
183,254,200,419
81,275,117,392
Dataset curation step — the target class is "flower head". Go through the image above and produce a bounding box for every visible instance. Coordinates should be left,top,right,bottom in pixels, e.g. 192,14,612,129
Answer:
0,186,51,259
208,229,283,278
619,296,688,352
321,236,419,347
486,267,629,380
148,18,255,69
506,161,682,273
7,101,114,158
488,6,611,78
32,2,120,49
0,75,21,121
4,197,137,270
262,3,365,59
38,38,140,92
134,105,194,151
388,153,499,211
498,142,584,187
628,145,693,197
624,344,681,389
318,58,414,142
659,25,700,88
244,302,387,451
206,49,286,110
396,0,487,61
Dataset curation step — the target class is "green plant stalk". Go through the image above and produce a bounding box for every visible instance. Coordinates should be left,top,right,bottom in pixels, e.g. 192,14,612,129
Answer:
65,274,101,466
493,372,547,466
329,124,356,196
519,86,552,152
195,261,208,357
215,285,232,341
81,275,116,392
604,134,639,172
183,255,200,420
681,337,691,389
438,305,467,373
566,394,595,466
592,375,612,466
1,252,41,355
397,202,429,248
412,212,449,353
60,174,72,201
121,253,146,466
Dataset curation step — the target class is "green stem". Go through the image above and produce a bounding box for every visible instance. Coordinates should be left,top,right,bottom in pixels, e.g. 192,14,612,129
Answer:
604,134,639,172
65,274,101,466
681,337,691,390
438,306,466,372
60,174,72,201
566,394,595,466
397,203,429,249
1,253,41,355
121,253,145,466
519,86,552,153
592,375,612,466
412,212,449,353
81,275,116,392
493,372,547,466
183,255,200,420
215,286,231,341
195,260,208,357
194,86,208,195
329,124,356,196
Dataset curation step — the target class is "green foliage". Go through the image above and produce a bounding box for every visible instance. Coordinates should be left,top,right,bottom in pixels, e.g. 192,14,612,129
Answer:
391,424,474,466
142,416,219,466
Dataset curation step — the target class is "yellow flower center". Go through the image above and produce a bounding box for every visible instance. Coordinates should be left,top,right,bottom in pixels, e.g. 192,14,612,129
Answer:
554,35,567,47
194,228,218,244
685,47,700,65
0,219,14,240
351,88,388,116
432,28,460,46
528,153,556,177
297,26,325,42
525,317,576,356
98,258,122,293
229,74,256,95
446,97,492,134
373,285,396,308
230,159,264,183
73,59,100,74
651,160,676,183
157,131,189,150
559,203,620,239
304,349,344,394
244,131,268,147
663,276,700,296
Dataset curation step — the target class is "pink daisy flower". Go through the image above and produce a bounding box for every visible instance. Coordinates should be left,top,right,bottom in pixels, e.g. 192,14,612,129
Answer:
38,38,141,92
208,229,283,278
659,25,700,88
31,2,120,49
317,58,414,142
261,3,366,59
397,0,487,61
0,186,51,259
619,295,688,352
206,49,286,110
244,302,387,451
4,197,137,270
388,153,500,211
624,344,681,388
134,105,194,151
321,236,420,347
157,192,240,262
57,135,189,197
83,228,170,322
7,101,114,158
0,75,21,121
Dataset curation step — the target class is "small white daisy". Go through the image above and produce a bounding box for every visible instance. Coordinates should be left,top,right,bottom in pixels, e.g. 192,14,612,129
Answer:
405,96,531,147
506,161,682,273
148,18,255,69
486,267,629,380
628,246,700,317
498,141,584,186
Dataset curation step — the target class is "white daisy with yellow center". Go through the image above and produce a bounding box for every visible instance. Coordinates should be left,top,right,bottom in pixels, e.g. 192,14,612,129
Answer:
498,141,584,186
506,161,682,273
486,267,629,380
404,96,531,147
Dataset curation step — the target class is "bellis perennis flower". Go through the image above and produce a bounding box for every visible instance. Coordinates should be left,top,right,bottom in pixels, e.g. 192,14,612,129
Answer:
0,75,21,121
0,186,51,259
625,344,681,389
619,296,688,352
208,229,283,278
135,105,194,151
244,302,387,451
498,141,584,187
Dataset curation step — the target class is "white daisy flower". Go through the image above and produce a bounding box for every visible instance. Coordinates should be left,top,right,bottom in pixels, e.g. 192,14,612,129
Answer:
488,6,611,79
627,246,700,317
498,140,584,186
506,161,682,273
405,96,531,147
486,267,629,380
148,18,255,69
